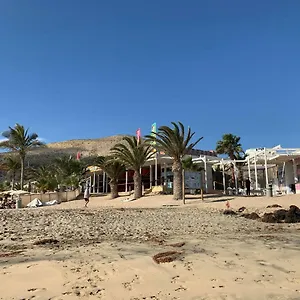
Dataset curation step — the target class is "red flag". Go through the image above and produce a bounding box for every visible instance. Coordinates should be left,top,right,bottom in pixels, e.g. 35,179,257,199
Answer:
76,152,81,160
136,128,141,143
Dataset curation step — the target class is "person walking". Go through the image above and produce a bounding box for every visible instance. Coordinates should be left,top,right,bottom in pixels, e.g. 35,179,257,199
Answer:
245,178,251,196
84,183,90,207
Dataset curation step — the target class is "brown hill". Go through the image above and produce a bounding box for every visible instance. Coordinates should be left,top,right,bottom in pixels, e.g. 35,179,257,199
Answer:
26,135,126,165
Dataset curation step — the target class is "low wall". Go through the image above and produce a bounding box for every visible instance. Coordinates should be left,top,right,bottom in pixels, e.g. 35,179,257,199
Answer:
20,190,80,208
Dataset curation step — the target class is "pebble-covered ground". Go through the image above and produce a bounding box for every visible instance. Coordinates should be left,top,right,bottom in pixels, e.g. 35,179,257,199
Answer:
2,206,300,300
1,206,298,251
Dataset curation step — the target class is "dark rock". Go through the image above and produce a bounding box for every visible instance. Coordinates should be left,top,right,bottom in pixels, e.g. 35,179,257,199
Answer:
33,238,59,245
223,209,237,216
266,204,282,208
238,207,246,213
261,213,278,223
284,205,300,223
285,213,298,223
289,205,300,215
168,242,185,247
273,209,288,222
243,212,260,220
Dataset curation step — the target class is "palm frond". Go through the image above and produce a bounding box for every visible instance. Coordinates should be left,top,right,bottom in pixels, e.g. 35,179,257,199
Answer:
145,121,202,161
111,136,154,171
216,133,244,160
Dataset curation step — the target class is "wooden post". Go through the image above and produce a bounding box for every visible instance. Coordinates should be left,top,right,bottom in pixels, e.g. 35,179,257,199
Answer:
201,188,204,201
97,174,100,193
149,165,152,188
155,152,158,186
222,159,226,194
125,170,128,193
93,172,96,193
103,172,106,193
106,175,108,193
182,169,185,205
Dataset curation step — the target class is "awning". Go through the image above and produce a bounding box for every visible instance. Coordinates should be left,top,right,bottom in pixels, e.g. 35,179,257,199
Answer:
267,154,300,164
86,165,102,173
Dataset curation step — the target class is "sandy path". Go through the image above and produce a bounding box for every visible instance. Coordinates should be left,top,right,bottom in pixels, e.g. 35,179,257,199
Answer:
1,237,300,299
44,193,300,211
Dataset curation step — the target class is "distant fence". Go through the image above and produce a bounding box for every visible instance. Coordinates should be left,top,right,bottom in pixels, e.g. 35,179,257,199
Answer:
20,189,80,208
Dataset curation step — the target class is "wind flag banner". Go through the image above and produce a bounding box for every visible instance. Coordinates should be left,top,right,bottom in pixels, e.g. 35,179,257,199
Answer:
136,128,141,143
76,152,81,160
151,122,157,144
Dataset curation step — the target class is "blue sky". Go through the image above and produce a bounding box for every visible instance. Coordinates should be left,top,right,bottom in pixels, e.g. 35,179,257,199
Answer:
0,0,299,151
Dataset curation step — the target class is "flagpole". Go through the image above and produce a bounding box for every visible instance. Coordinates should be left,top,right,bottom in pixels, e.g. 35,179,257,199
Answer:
155,151,158,186
151,122,158,186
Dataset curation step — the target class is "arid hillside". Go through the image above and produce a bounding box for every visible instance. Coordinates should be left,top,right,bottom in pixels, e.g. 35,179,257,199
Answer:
26,135,126,165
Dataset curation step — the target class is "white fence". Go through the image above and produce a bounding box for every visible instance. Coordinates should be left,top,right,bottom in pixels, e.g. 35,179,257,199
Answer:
20,189,80,208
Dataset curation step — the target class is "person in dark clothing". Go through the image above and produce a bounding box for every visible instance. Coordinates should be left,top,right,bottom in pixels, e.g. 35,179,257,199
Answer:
245,178,251,196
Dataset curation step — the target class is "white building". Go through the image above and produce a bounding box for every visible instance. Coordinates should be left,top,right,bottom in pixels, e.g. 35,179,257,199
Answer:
245,146,300,194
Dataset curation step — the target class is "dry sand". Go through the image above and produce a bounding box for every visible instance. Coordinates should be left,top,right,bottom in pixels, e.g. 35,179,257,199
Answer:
1,194,300,300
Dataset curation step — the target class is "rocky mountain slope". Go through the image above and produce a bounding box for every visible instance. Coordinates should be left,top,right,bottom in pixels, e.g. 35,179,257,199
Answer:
26,135,126,165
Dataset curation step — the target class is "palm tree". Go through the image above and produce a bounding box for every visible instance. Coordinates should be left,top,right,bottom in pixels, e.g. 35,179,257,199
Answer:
182,156,203,172
146,122,203,200
0,124,44,189
0,181,10,192
216,134,245,188
29,165,58,192
95,156,125,199
111,136,153,199
54,156,85,190
1,155,21,189
216,134,244,160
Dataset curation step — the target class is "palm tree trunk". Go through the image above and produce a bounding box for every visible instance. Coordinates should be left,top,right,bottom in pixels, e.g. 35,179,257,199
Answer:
133,170,142,199
20,155,25,190
237,165,243,188
109,180,119,199
231,165,235,188
12,171,15,190
172,160,183,200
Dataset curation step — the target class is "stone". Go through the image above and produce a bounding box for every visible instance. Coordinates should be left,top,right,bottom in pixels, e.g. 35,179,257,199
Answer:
223,209,237,216
261,213,277,223
273,209,288,222
242,212,260,220
238,207,247,213
266,204,282,208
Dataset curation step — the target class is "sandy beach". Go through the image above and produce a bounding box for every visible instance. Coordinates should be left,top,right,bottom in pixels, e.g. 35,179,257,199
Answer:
1,194,300,300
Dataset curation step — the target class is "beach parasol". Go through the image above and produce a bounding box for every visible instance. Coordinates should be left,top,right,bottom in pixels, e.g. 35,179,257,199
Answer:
86,165,102,173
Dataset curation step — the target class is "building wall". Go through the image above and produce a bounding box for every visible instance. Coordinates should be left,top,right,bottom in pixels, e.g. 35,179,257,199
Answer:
20,189,80,208
206,166,213,191
285,161,294,187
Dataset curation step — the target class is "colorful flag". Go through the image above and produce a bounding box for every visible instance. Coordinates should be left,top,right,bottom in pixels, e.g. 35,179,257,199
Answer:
151,122,157,135
76,152,81,160
136,128,141,143
151,122,157,145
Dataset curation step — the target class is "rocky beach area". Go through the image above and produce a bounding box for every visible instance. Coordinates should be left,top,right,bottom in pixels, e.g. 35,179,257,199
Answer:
1,195,300,299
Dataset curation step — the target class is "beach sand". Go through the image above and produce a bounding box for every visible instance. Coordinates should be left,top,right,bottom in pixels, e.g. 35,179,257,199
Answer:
1,193,300,299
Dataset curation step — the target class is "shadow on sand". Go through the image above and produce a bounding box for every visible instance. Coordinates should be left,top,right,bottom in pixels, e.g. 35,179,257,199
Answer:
206,197,234,203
